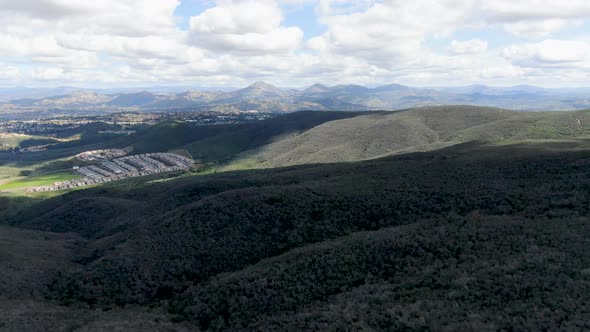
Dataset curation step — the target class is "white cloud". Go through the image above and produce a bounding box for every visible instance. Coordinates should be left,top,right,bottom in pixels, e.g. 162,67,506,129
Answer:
189,0,303,54
503,40,590,67
0,0,590,87
0,64,21,81
308,0,476,65
479,65,527,79
502,19,581,39
450,39,488,54
191,0,282,34
0,0,183,69
481,0,590,38
31,67,67,81
481,0,590,22
0,0,180,36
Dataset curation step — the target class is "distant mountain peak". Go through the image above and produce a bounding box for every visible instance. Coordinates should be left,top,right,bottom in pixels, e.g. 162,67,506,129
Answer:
371,83,410,92
69,89,99,97
125,91,155,96
250,81,278,90
383,83,407,88
303,83,330,93
234,81,287,98
106,91,157,107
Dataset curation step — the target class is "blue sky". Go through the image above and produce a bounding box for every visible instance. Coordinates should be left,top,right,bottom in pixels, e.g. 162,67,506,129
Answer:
0,0,589,88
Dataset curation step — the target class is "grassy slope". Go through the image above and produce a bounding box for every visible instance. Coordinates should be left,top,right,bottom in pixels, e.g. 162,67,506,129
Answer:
3,140,590,330
225,107,590,169
180,111,368,163
0,133,59,149
0,155,83,195
0,172,79,191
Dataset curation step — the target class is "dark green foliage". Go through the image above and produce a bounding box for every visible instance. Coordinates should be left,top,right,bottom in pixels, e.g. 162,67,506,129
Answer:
4,140,590,329
178,216,590,331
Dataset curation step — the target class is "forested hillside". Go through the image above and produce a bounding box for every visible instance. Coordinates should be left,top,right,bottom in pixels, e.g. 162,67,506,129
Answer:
2,140,590,330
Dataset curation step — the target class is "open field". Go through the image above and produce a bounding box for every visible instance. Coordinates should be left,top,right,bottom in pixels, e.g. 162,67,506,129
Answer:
0,155,85,195
0,172,79,191
0,133,60,149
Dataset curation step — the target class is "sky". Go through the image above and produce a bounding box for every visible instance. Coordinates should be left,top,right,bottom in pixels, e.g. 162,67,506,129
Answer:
1,0,590,88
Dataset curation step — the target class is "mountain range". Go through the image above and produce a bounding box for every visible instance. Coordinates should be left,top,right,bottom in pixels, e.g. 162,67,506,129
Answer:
2,82,590,114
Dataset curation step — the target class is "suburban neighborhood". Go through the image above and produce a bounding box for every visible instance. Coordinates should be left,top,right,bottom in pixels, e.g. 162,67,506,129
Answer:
29,152,194,192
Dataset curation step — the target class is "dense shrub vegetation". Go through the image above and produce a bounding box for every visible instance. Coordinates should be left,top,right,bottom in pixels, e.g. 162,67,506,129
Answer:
3,140,590,330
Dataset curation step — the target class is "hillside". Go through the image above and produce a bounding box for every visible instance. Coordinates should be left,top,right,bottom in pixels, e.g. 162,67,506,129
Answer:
2,141,590,330
121,111,365,161
37,106,587,169
226,106,510,167
172,106,590,169
3,107,590,195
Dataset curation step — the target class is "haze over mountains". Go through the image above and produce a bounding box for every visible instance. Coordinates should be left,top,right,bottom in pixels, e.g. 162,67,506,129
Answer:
3,82,590,114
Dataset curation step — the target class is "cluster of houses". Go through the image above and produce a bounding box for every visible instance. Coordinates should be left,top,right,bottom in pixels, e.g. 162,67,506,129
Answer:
29,152,194,192
98,130,136,135
20,145,50,152
76,149,128,161
1,144,50,153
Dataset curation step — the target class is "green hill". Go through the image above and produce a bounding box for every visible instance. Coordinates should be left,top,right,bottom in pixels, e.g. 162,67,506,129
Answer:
5,107,590,173
3,140,590,330
105,111,365,159
224,106,590,168
112,107,590,170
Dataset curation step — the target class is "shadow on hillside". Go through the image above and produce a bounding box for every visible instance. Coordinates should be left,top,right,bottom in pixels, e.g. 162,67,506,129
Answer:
379,138,590,162
0,195,42,221
172,111,379,163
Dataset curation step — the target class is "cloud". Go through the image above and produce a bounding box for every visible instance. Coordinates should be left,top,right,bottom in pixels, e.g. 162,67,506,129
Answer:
479,65,527,79
188,0,303,54
481,0,590,38
0,64,21,81
0,0,180,36
0,0,190,77
0,0,590,87
450,39,488,54
0,0,95,19
503,40,590,67
502,19,582,39
307,0,477,67
482,0,590,22
31,67,70,81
